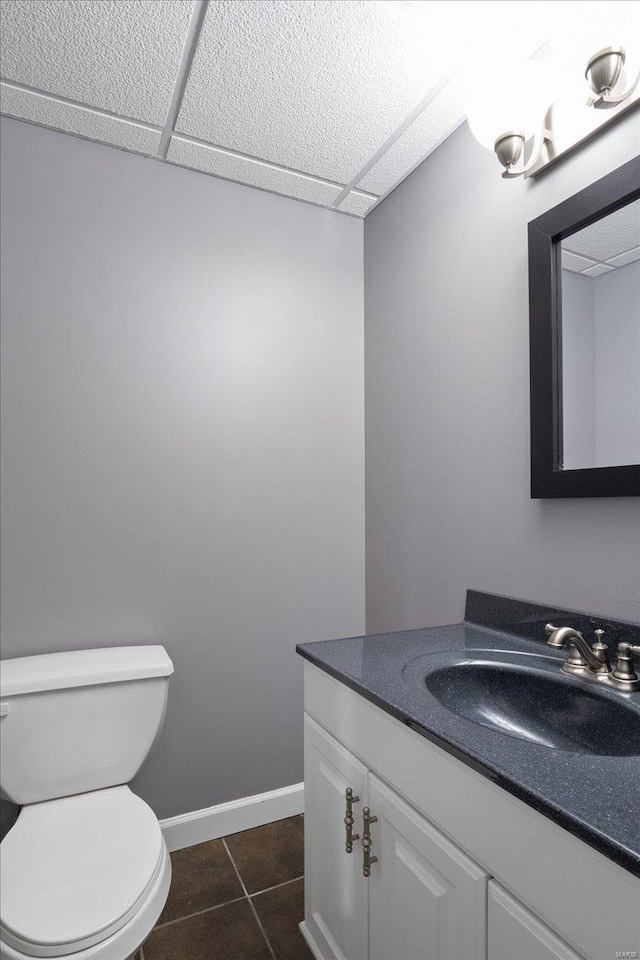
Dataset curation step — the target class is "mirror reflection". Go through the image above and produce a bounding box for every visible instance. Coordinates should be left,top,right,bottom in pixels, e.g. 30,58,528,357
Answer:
561,198,640,471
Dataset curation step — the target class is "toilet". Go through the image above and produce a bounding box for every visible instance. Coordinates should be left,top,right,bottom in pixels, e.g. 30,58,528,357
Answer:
0,646,174,960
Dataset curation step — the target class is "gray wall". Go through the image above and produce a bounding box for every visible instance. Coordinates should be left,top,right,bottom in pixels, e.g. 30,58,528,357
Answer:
563,262,640,470
365,116,640,634
561,270,596,470
0,117,365,822
594,261,640,468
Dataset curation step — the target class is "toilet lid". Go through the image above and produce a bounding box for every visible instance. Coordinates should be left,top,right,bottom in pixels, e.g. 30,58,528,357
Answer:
0,786,163,957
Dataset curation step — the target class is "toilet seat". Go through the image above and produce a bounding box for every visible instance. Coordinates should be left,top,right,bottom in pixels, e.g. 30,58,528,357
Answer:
0,786,164,958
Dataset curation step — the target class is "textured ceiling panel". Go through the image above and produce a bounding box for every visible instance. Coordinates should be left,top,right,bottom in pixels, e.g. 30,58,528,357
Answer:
561,249,597,274
564,199,640,262
175,0,452,184
167,136,343,206
0,83,161,154
356,78,465,195
337,190,379,217
0,0,193,125
607,245,640,268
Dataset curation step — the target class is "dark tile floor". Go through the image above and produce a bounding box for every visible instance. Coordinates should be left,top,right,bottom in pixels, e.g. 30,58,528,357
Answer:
141,815,314,960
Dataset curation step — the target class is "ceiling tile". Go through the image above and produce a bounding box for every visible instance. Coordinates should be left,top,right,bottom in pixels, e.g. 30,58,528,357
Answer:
0,83,161,154
167,136,343,206
175,0,453,184
607,245,640,268
356,78,465,195
0,0,194,125
337,190,379,217
580,263,616,278
564,199,640,263
561,249,597,274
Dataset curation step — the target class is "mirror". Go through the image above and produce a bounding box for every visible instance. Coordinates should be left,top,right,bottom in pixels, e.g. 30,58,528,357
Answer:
528,158,640,498
561,198,640,471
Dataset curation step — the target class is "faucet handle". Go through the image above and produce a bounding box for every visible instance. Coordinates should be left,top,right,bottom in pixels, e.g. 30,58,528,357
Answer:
612,642,640,684
545,623,558,636
592,629,610,669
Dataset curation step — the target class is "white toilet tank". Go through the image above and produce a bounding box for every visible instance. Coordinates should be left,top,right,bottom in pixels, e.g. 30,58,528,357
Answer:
0,646,173,805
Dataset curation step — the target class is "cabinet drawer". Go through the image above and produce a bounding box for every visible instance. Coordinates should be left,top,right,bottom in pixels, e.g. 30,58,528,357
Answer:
488,882,583,960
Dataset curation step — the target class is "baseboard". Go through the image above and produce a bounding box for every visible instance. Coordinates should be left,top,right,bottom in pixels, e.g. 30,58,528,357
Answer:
160,782,304,852
299,921,325,960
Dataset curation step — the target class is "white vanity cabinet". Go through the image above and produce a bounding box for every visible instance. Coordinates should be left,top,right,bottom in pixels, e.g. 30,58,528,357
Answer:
304,715,487,960
301,662,640,960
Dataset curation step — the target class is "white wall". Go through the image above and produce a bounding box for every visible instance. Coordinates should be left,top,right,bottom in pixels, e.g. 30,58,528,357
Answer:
0,116,365,821
365,114,640,634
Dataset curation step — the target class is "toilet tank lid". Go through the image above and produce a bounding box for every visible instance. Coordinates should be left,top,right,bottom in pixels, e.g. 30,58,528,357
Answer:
0,646,174,697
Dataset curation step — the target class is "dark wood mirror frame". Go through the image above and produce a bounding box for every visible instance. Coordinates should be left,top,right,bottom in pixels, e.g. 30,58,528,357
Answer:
528,157,640,498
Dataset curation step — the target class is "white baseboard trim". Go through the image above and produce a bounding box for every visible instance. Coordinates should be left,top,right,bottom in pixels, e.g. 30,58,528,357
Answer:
299,921,325,960
160,782,304,852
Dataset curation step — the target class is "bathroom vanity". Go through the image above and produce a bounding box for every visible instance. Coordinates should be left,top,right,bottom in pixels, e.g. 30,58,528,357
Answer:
297,592,640,960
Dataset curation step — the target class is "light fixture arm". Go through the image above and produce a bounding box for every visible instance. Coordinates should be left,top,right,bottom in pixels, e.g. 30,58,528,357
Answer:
589,71,640,108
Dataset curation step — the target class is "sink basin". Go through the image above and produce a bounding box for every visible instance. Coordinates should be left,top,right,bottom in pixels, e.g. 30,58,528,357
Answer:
425,661,640,755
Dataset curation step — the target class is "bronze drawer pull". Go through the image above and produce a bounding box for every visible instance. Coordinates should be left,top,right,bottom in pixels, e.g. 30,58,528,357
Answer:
362,806,378,876
344,787,360,853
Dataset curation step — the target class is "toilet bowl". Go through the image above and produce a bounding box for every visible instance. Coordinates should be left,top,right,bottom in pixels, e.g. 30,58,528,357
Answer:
0,647,174,960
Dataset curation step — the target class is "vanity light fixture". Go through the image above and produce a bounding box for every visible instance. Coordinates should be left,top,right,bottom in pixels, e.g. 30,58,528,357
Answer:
465,59,553,179
466,43,640,179
585,45,639,107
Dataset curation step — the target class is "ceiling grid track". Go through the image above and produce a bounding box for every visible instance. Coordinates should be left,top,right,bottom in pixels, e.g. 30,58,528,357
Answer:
157,0,209,160
331,69,459,208
0,78,163,131
363,114,467,217
162,132,348,189
0,0,517,217
3,2,633,216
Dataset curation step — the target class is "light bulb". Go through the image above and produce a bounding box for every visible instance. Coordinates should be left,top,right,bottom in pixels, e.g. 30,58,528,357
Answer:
465,59,554,152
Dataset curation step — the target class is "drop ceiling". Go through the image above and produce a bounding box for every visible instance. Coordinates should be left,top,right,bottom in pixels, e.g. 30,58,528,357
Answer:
0,0,633,217
562,199,640,278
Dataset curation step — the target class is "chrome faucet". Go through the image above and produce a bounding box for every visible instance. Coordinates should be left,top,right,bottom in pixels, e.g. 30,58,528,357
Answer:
545,623,640,693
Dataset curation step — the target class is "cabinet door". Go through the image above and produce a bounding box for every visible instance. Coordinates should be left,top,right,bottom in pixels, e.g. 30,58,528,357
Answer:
367,774,488,960
488,881,583,960
304,714,369,960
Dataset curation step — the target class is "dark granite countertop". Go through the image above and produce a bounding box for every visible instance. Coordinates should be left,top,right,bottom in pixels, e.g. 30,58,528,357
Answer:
297,590,640,878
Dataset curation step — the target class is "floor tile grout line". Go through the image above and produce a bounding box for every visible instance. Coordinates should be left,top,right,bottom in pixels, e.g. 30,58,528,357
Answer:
246,891,278,960
153,893,247,930
152,873,305,930
222,837,277,960
221,837,250,897
151,828,306,937
249,874,305,899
